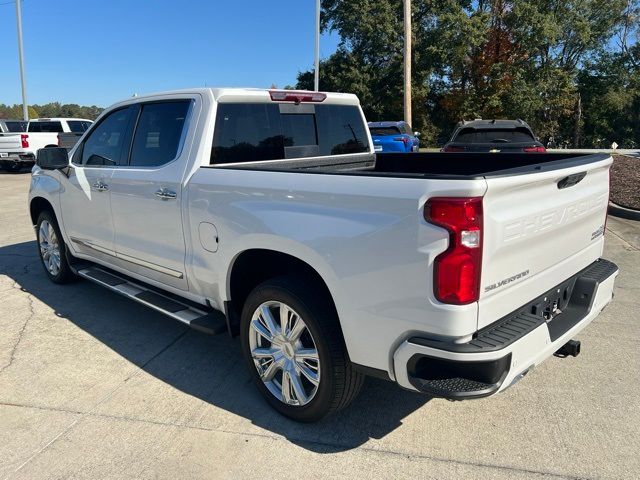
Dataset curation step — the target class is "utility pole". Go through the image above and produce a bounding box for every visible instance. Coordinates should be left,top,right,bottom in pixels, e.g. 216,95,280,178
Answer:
314,0,320,91
15,0,28,121
403,0,412,126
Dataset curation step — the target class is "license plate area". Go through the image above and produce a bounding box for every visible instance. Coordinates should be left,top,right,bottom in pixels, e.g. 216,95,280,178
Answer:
529,277,576,322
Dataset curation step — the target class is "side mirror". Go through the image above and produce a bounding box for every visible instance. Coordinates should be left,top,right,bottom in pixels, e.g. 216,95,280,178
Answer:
36,147,69,170
414,131,421,137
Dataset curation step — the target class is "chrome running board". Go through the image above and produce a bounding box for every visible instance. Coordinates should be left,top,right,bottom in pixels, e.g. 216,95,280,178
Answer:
77,266,227,335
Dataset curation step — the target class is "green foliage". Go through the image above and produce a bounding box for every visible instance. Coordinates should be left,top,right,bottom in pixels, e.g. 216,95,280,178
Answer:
297,0,638,148
0,102,103,121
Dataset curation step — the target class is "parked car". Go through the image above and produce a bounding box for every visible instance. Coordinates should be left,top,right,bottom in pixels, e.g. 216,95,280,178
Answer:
29,88,617,422
368,121,420,152
442,119,546,153
0,119,27,133
0,118,92,172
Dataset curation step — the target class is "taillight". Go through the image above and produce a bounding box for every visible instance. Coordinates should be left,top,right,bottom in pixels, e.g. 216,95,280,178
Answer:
269,90,327,103
425,197,483,305
57,134,61,147
394,137,409,146
442,145,465,152
523,146,546,153
21,134,29,148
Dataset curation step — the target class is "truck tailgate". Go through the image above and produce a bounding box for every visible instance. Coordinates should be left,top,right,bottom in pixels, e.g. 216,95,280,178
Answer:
478,155,612,329
0,134,23,152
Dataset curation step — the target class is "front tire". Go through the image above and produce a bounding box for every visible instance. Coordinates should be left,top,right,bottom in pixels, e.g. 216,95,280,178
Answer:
240,276,363,422
36,210,76,284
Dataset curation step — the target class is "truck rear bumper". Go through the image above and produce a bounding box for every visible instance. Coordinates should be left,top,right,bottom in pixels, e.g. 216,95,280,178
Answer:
0,153,35,169
392,258,618,399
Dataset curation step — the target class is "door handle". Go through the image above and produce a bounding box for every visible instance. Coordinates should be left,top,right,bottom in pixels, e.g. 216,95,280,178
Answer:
92,181,109,192
155,188,177,200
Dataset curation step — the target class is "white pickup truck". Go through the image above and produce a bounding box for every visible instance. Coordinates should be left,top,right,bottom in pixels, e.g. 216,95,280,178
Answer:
28,88,618,422
0,118,92,172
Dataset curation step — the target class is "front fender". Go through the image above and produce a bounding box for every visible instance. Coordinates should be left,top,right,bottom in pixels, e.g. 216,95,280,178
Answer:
28,169,65,236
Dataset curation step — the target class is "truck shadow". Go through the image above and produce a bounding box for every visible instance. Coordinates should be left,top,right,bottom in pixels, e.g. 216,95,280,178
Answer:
0,168,31,174
0,240,430,453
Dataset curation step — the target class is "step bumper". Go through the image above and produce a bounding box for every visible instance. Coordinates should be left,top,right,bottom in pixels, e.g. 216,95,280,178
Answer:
392,259,619,399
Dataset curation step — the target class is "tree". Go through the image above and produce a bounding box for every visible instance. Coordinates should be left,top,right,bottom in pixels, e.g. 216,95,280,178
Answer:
0,102,103,121
296,0,635,147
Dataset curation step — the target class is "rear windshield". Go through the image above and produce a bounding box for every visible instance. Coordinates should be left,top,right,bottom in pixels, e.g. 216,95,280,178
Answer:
67,120,92,133
210,103,369,164
369,126,401,136
28,121,63,133
3,121,27,132
453,127,535,144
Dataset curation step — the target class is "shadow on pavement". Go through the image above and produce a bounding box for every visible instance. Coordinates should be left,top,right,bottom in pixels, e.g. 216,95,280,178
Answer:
0,168,31,174
0,240,430,453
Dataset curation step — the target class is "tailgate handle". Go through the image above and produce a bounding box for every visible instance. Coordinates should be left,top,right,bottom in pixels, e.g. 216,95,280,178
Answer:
557,172,587,189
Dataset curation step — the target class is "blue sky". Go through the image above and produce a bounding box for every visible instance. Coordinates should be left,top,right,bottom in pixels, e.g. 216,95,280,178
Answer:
0,0,340,107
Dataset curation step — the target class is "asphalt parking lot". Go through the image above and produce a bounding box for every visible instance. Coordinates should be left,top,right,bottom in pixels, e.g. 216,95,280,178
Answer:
1,170,639,479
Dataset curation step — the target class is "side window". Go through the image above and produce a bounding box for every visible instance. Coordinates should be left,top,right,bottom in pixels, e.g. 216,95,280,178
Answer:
29,121,63,133
6,121,27,132
129,101,190,167
67,120,92,133
80,107,134,166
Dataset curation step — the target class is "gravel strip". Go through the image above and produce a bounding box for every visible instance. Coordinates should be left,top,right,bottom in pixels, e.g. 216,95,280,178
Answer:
610,155,640,210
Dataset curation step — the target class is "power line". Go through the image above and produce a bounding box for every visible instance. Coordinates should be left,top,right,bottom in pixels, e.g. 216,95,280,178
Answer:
0,0,24,6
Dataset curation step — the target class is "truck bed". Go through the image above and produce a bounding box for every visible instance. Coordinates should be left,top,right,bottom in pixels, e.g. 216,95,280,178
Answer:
213,152,610,179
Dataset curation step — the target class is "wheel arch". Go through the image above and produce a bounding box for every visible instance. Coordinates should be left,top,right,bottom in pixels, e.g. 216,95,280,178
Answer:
30,196,56,226
226,248,343,337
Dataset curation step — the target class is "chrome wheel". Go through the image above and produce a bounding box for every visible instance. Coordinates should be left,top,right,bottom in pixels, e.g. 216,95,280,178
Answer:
249,301,320,406
38,220,61,276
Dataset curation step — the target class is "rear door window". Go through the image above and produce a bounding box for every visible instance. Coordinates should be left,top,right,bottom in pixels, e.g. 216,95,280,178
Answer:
454,128,535,143
28,121,63,133
129,101,191,167
211,103,368,164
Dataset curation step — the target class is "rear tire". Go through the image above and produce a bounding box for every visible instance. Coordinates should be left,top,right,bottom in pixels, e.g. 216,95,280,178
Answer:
240,276,364,422
36,210,76,284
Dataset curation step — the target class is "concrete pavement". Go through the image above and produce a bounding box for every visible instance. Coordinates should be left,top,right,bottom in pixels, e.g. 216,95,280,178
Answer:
1,171,639,479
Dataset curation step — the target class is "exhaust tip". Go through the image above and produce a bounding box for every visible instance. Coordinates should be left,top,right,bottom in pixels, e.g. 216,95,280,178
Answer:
554,339,581,358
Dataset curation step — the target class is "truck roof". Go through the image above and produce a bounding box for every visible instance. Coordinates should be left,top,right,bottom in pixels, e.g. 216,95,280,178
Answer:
30,118,93,122
368,121,408,128
455,119,532,130
110,88,361,108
